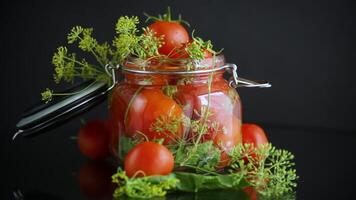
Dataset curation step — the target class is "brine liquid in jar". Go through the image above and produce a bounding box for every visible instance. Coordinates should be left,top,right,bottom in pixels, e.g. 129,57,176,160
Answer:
109,56,242,168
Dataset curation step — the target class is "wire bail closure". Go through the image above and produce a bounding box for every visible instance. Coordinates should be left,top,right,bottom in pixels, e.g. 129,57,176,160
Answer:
105,63,271,90
225,63,271,88
105,63,120,91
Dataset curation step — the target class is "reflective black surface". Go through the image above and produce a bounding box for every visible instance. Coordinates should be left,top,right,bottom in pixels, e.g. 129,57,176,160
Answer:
3,110,356,199
1,0,356,199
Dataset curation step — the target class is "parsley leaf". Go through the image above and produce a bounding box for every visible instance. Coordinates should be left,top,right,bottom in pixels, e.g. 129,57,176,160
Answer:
112,168,179,198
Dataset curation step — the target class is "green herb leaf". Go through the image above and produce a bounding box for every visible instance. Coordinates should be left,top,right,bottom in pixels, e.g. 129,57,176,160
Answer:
185,30,217,60
115,16,139,34
112,168,179,199
175,141,221,172
113,16,163,64
174,172,247,192
41,88,53,103
229,143,298,197
118,135,141,161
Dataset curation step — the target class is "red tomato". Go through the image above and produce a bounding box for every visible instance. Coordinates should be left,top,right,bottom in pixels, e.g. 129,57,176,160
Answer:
202,49,213,58
78,120,110,160
125,88,184,144
124,142,174,177
243,186,258,200
78,161,116,199
212,117,242,168
242,123,269,163
242,124,268,147
109,84,140,158
148,21,189,57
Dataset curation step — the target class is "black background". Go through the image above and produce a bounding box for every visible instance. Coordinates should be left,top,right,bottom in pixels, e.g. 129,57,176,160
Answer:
1,0,356,199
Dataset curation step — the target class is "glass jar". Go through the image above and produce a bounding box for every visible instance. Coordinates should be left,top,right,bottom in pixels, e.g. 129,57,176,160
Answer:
109,55,242,168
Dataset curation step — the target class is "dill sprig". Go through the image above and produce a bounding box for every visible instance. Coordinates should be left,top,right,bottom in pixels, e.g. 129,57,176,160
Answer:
41,88,53,103
112,16,163,64
115,16,139,34
112,168,179,198
67,26,110,67
42,15,163,103
229,143,298,197
150,115,182,136
185,30,218,60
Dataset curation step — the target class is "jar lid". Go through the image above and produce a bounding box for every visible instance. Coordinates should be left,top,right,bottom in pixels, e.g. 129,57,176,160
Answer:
13,80,109,139
13,63,270,139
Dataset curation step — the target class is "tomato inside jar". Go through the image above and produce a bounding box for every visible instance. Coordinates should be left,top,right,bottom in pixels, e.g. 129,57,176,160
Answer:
109,55,242,168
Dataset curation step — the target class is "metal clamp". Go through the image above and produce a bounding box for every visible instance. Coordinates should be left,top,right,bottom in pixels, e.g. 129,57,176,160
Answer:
225,63,271,88
105,64,120,91
106,63,271,89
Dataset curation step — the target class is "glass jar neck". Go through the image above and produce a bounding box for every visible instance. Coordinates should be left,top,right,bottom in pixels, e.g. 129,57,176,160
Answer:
122,71,225,86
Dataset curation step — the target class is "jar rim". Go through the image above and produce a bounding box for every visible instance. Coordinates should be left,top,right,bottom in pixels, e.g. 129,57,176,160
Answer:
121,63,230,75
122,54,226,75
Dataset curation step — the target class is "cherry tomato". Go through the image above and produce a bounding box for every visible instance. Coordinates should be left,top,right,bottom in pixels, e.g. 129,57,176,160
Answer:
125,88,184,144
148,21,189,57
212,117,242,168
110,84,140,158
78,161,116,199
124,142,174,177
242,124,268,147
78,120,110,160
243,186,258,200
242,123,269,163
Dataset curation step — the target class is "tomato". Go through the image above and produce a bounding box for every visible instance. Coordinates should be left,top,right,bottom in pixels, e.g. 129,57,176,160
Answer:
242,124,268,147
78,120,110,160
125,88,184,144
213,117,242,168
202,49,213,59
148,21,189,57
242,123,269,163
78,161,116,199
124,142,174,177
243,186,258,200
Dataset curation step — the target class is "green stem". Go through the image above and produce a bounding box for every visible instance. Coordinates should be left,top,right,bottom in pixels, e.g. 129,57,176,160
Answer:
90,48,106,67
77,36,106,67
124,85,145,126
182,164,220,176
63,56,103,72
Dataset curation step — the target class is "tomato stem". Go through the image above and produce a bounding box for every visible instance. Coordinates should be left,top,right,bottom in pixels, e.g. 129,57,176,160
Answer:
144,7,190,27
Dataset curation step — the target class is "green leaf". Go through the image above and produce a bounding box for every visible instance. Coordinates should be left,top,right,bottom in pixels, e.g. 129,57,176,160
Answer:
118,135,140,161
175,141,221,172
112,169,179,199
174,172,248,192
112,170,249,198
